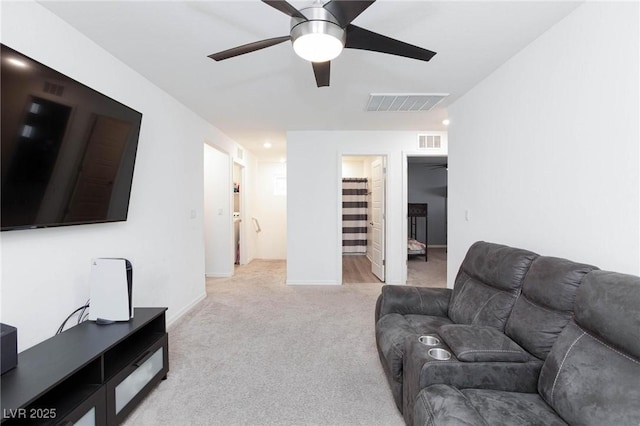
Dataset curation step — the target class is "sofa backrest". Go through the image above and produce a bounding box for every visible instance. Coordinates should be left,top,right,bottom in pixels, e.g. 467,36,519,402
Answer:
504,256,597,359
537,271,640,425
448,241,538,330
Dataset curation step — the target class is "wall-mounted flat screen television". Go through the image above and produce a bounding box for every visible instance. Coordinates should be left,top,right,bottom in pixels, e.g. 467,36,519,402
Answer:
1,44,142,231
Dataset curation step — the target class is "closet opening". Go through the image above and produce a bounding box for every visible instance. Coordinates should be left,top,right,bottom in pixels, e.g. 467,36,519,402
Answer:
341,155,386,284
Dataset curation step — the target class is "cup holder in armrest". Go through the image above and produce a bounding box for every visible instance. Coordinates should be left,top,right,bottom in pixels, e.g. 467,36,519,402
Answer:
418,335,440,346
428,348,452,361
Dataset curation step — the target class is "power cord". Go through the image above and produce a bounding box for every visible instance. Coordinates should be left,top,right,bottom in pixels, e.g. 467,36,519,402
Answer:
56,299,90,335
77,299,90,325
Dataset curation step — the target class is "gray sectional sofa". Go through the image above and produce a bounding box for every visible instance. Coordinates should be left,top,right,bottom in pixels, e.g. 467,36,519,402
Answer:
375,242,539,411
375,241,640,425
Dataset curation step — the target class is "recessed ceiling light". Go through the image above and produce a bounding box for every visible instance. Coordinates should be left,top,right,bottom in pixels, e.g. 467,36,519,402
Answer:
442,119,450,126
263,142,272,149
7,58,27,68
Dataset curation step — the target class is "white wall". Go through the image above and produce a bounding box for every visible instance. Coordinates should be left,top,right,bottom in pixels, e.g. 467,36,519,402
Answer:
448,1,640,284
342,159,366,178
287,131,447,285
0,1,249,350
254,162,287,259
204,145,233,276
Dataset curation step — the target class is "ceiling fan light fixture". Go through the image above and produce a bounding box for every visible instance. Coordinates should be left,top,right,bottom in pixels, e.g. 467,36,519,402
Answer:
291,18,346,63
208,1,438,88
293,33,343,62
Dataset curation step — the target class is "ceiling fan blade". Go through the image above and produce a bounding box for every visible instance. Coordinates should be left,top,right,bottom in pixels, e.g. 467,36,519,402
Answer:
262,0,307,20
312,61,330,87
208,36,290,61
323,1,375,27
345,25,436,62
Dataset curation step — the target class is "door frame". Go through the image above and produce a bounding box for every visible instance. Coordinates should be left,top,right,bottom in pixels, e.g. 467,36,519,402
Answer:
337,152,388,285
402,151,448,285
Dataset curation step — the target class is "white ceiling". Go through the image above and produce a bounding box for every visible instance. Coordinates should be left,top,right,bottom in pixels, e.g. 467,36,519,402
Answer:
40,0,581,160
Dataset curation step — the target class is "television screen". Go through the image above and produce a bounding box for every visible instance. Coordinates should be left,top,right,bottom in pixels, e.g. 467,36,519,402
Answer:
1,44,142,231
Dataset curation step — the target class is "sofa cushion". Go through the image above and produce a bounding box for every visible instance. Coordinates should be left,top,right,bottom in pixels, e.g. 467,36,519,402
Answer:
505,256,597,359
461,388,567,426
448,242,538,329
537,271,640,425
537,321,640,425
414,384,567,426
574,270,640,359
438,324,529,362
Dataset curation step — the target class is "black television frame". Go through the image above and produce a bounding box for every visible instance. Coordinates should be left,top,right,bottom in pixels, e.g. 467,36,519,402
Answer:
1,44,143,232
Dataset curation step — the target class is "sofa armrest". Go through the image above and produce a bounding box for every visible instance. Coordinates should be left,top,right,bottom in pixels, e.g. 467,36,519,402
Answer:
376,285,452,322
414,384,487,426
438,324,529,362
402,338,542,424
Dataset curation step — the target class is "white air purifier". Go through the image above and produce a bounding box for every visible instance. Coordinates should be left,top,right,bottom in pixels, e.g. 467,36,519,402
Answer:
88,258,133,322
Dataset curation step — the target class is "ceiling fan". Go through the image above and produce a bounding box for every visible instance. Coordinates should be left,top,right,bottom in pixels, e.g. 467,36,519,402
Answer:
208,0,437,87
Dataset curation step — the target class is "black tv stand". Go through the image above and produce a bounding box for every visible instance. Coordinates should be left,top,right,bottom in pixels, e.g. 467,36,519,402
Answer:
1,308,168,425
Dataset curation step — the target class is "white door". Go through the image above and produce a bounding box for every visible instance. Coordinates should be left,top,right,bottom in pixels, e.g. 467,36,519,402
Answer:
371,158,386,281
204,144,234,277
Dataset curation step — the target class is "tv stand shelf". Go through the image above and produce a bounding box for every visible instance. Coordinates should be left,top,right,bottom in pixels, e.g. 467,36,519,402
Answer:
1,308,168,425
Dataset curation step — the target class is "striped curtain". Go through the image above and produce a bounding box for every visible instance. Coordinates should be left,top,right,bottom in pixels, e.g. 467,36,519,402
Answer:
342,178,368,254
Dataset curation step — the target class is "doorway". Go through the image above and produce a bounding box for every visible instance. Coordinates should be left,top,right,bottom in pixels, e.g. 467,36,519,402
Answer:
232,161,246,266
341,155,386,284
406,156,447,288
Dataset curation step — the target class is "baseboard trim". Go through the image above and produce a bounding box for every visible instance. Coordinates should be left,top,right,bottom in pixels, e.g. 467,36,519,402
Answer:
286,280,340,286
205,272,233,278
166,291,207,330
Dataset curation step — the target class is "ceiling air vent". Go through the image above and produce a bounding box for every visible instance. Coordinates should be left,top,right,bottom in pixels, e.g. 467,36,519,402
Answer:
366,93,448,112
418,135,441,149
43,81,64,97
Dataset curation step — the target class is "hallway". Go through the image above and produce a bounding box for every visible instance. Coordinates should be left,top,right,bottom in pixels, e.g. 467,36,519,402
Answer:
342,255,381,284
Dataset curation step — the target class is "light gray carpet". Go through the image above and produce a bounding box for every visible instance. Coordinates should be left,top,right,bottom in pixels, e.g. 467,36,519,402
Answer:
124,260,404,426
